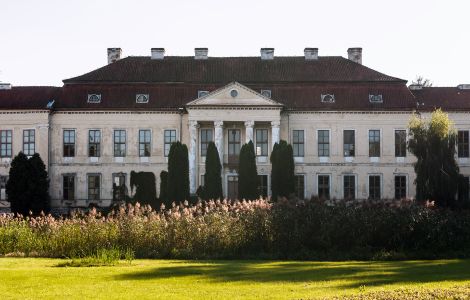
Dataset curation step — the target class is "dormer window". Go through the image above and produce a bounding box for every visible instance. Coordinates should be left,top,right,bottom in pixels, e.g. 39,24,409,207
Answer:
230,89,238,98
321,94,335,103
369,94,383,103
261,89,272,98
87,94,101,103
198,90,209,98
136,94,149,103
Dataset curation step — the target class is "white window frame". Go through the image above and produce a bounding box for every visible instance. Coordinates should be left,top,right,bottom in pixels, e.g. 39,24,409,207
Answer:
136,94,149,104
86,173,102,201
394,128,408,158
164,129,178,157
343,128,356,158
368,128,382,158
138,129,152,157
394,173,408,200
113,129,127,157
292,129,305,158
88,129,101,158
255,128,269,157
87,94,101,103
342,174,357,200
316,129,331,158
317,173,331,200
367,173,383,200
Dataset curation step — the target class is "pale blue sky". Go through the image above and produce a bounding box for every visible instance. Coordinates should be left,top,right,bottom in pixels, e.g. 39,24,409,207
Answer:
0,0,469,86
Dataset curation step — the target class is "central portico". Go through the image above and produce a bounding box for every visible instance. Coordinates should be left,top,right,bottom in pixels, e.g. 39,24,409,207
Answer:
186,82,284,197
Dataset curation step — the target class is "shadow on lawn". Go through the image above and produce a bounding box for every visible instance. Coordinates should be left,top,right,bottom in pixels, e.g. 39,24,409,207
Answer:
115,259,470,288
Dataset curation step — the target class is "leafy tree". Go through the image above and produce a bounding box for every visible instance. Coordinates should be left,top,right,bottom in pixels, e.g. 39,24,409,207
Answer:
238,141,258,200
203,142,223,200
159,170,168,205
408,109,460,207
130,171,157,207
167,141,190,202
270,140,295,200
6,152,49,215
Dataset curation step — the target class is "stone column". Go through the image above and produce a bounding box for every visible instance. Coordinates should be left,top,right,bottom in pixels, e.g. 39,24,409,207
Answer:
214,121,224,165
271,120,280,149
188,120,199,194
245,120,255,143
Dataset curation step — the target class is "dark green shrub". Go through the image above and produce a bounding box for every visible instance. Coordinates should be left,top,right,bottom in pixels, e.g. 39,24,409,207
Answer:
203,142,223,200
238,141,258,200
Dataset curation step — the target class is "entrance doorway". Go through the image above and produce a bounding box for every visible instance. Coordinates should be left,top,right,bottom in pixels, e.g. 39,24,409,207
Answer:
227,175,239,200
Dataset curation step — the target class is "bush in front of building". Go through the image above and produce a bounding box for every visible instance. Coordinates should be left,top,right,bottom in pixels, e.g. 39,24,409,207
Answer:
6,152,50,216
238,141,258,200
130,171,157,207
270,140,295,201
1,198,470,260
203,142,223,200
167,142,190,203
159,171,168,205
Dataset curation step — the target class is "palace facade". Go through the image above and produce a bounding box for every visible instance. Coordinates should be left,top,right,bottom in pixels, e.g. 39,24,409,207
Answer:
1,47,470,210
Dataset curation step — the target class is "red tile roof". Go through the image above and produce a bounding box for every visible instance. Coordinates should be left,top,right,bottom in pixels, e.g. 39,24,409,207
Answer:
411,87,470,111
63,56,405,84
0,86,60,110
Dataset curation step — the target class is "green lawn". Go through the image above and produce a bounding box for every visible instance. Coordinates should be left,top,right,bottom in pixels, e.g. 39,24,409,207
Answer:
0,258,469,299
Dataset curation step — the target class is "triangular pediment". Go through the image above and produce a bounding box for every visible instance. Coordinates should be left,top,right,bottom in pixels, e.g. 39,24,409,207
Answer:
186,82,284,107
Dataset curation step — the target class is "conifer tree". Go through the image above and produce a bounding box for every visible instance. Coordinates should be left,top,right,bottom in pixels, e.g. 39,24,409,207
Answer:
130,171,157,207
270,140,295,201
203,142,223,200
167,141,190,202
159,170,168,204
238,141,258,200
28,153,50,214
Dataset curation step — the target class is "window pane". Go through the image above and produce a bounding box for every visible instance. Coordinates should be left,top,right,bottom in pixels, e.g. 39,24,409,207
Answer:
139,130,151,157
343,130,355,157
88,175,101,200
458,131,469,158
395,130,407,157
293,130,305,157
343,175,355,200
294,175,305,199
63,175,75,201
256,129,268,156
0,130,12,157
164,129,177,157
114,130,126,157
63,130,75,157
200,129,213,156
318,130,329,157
394,176,406,199
257,175,268,198
369,130,380,157
318,175,330,200
368,175,381,200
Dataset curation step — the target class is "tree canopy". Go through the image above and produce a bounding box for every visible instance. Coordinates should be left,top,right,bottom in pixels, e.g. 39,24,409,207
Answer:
408,109,460,207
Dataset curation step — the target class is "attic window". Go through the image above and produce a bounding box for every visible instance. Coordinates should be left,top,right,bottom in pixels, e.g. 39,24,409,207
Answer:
321,94,335,103
198,90,209,98
261,90,272,98
369,94,383,103
230,89,238,98
136,94,149,103
87,94,101,103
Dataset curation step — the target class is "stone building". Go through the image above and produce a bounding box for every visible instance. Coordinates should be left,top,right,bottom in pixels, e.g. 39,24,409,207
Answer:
1,47,470,210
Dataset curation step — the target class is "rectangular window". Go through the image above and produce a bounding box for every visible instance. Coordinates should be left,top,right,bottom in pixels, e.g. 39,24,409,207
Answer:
318,130,330,157
139,129,151,157
395,130,407,157
23,129,35,156
112,173,127,202
88,130,101,157
257,175,268,198
0,175,8,200
63,130,75,157
0,130,12,158
369,175,381,200
63,175,75,201
343,130,355,157
87,174,101,200
256,129,269,156
458,130,469,158
294,175,305,199
343,175,355,200
318,175,330,200
394,175,407,199
200,129,213,157
164,129,177,157
293,130,305,157
114,130,126,157
369,130,380,157
228,129,241,164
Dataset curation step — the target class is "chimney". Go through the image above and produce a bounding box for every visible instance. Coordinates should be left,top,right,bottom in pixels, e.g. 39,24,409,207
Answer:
107,48,122,64
151,48,165,60
194,48,208,60
304,48,318,60
457,84,470,90
260,48,274,60
347,47,362,64
0,83,12,90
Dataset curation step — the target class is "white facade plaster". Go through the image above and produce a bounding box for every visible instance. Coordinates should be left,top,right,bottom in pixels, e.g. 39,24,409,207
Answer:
189,120,199,194
245,120,254,143
214,121,224,165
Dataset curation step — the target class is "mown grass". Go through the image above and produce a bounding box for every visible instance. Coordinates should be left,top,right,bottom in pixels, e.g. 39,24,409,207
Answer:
0,258,469,299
